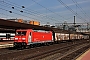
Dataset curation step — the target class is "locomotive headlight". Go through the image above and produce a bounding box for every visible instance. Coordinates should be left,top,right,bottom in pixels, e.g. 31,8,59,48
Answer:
22,38,26,40
15,38,18,40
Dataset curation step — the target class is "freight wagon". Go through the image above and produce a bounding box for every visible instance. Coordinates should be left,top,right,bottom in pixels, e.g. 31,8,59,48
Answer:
54,33,89,42
14,29,53,49
55,33,69,41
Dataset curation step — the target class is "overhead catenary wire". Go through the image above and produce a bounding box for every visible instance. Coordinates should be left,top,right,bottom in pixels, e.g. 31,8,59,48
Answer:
0,0,89,24
57,0,88,23
0,1,39,21
72,0,90,22
0,8,38,21
0,7,38,21
0,1,45,22
0,12,15,19
0,0,62,23
31,0,70,22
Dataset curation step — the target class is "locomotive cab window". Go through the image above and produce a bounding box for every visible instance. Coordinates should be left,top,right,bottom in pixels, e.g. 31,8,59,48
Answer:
16,31,27,36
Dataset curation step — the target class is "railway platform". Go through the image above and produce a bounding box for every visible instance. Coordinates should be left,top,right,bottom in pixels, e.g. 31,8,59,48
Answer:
0,41,13,48
76,49,90,60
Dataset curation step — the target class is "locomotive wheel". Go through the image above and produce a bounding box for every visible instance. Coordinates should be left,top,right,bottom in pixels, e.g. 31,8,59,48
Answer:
50,42,53,45
36,43,41,47
26,46,30,49
30,44,34,48
21,46,24,49
44,42,49,46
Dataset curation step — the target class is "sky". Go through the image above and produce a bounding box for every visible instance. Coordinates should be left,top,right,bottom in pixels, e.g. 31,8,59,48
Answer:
0,0,90,25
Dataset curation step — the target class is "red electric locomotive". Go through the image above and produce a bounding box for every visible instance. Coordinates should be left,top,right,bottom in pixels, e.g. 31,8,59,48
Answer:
14,29,53,49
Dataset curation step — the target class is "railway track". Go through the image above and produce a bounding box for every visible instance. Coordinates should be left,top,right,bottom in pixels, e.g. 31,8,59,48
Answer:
59,43,90,60
25,40,90,60
0,42,69,60
0,39,89,60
